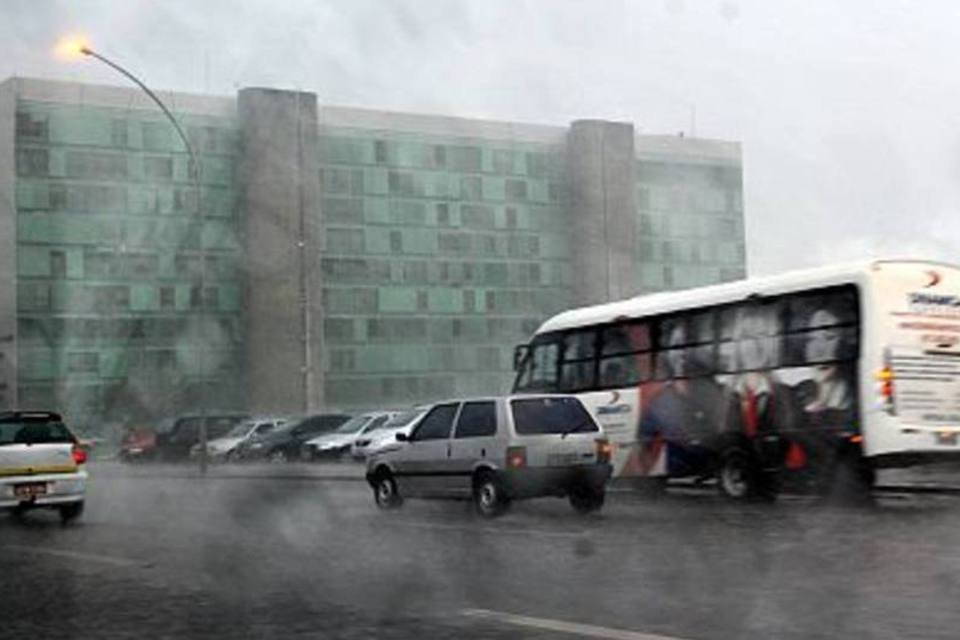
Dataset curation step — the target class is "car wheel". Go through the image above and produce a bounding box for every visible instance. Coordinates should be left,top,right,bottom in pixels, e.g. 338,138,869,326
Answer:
718,448,752,500
473,473,509,518
569,485,605,514
373,472,403,510
59,501,84,525
269,449,288,464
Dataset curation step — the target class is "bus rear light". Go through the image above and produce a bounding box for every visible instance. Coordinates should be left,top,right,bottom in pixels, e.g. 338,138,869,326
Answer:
595,439,613,463
877,364,896,415
506,446,527,469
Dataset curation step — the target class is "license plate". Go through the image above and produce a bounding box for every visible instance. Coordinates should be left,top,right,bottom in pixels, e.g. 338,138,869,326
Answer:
547,453,582,466
14,482,48,498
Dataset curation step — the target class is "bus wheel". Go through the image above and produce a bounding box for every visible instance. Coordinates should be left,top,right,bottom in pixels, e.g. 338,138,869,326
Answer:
718,449,752,500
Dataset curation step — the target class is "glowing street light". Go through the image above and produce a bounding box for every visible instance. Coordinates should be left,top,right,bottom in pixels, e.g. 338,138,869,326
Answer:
56,36,211,474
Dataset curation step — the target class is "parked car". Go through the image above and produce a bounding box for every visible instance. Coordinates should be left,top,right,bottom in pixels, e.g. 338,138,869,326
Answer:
236,413,351,462
0,411,88,523
350,409,426,461
302,412,398,461
154,413,249,462
118,426,159,462
366,395,613,517
189,416,288,462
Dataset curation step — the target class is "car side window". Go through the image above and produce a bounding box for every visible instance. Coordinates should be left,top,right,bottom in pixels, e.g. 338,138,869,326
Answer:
411,404,458,441
454,402,497,438
255,423,274,435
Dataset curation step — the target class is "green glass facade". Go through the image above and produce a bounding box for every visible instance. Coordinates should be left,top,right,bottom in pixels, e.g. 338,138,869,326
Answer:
11,97,244,424
635,158,745,291
316,130,571,407
0,78,746,426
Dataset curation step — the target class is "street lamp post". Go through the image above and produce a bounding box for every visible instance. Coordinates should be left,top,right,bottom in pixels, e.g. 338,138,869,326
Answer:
58,37,210,474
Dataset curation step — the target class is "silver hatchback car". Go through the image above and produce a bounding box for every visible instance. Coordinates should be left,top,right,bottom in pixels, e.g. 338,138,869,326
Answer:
365,395,613,517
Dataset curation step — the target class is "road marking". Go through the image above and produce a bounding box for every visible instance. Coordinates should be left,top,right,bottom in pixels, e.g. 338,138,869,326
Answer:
461,608,690,640
1,544,149,569
391,519,586,539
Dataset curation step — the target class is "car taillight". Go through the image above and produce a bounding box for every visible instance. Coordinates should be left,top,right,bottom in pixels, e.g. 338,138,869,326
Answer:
72,445,87,465
595,438,613,463
506,446,527,469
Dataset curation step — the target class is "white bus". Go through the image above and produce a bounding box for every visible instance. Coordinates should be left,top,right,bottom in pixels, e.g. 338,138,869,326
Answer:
512,259,960,500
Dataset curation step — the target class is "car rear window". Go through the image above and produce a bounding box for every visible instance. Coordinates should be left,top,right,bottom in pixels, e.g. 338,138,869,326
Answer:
510,397,599,436
0,421,76,446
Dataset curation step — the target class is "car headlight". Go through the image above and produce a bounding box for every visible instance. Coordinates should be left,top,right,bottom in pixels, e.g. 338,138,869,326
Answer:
250,442,264,450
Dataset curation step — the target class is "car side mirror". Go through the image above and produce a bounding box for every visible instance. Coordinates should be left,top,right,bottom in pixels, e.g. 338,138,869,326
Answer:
396,433,408,442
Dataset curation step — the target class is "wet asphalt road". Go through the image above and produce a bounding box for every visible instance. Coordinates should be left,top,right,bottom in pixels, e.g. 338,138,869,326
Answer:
3,464,960,639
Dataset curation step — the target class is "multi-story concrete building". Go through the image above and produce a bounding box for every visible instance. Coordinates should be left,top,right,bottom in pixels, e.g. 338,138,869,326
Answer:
0,77,745,427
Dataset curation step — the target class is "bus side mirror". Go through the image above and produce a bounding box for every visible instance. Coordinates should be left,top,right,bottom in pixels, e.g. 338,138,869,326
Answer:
513,345,530,371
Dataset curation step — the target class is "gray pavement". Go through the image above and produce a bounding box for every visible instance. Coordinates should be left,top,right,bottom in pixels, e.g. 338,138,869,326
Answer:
4,463,960,639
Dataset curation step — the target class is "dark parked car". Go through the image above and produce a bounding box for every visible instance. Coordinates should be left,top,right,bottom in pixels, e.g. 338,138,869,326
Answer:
154,413,249,462
235,413,350,462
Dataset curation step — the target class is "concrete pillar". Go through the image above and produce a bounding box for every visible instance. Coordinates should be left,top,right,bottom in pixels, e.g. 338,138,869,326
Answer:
0,79,17,410
567,120,638,306
237,88,324,414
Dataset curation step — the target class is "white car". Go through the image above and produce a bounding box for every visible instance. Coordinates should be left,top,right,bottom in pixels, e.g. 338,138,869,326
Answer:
366,395,613,517
301,412,394,461
0,411,88,523
190,416,287,462
350,409,426,460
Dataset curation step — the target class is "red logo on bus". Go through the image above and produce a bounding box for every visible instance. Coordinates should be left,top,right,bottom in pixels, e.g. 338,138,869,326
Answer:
925,271,941,288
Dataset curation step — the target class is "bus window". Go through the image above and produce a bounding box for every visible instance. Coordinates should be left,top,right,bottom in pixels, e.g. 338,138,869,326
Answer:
515,339,560,391
559,329,597,391
600,321,651,356
598,352,652,387
718,302,784,372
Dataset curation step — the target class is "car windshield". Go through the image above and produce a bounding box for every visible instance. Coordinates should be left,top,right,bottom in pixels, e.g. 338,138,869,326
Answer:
225,422,255,438
331,415,370,434
510,397,598,436
380,410,423,429
0,420,75,446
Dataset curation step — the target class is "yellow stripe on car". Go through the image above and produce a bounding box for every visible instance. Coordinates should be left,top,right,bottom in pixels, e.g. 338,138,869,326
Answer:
0,464,77,477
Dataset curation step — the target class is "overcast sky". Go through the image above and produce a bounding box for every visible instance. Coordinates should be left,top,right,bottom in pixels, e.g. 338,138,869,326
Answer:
4,0,960,275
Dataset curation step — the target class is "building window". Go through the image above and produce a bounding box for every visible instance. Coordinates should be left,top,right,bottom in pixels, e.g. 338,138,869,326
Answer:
67,353,99,374
433,145,447,168
485,291,496,312
111,119,128,147
65,151,127,179
160,286,175,310
203,287,219,310
374,140,388,163
144,156,174,181
505,179,528,201
450,146,482,173
16,149,49,177
417,290,429,311
492,150,514,174
436,203,450,226
460,176,482,200
330,350,356,372
461,204,494,229
190,285,202,309
50,251,67,278
663,266,674,287
389,230,403,253
505,207,517,229
463,290,475,312
15,112,48,140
